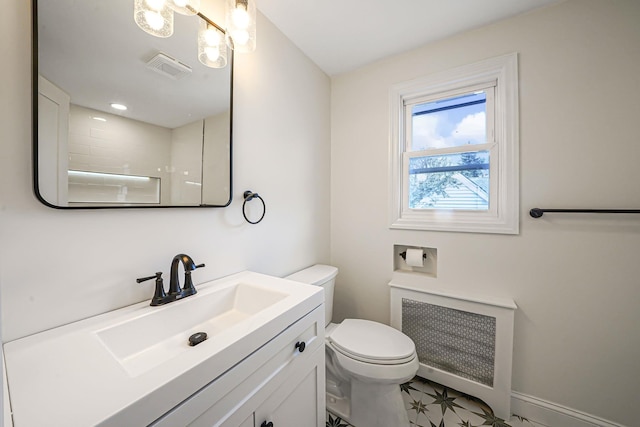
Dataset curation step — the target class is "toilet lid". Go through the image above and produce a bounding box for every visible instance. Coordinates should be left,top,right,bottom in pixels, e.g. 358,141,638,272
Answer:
328,319,416,364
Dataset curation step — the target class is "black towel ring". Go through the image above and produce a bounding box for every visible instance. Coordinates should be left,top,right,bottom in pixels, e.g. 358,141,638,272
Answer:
243,191,266,224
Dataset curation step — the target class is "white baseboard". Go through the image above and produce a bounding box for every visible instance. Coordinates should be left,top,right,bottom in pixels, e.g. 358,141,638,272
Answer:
510,392,627,427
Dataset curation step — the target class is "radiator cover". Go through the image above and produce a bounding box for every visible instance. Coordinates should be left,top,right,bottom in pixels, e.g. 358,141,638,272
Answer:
402,298,496,387
390,279,516,421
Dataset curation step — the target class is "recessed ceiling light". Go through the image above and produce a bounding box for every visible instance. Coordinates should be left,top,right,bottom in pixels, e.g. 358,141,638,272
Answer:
110,103,127,111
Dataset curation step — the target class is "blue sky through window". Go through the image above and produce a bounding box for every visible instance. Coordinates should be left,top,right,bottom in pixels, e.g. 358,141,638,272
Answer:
411,92,486,150
408,92,490,210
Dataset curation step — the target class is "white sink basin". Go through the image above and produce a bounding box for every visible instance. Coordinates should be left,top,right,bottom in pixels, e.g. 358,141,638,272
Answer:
3,271,323,427
96,282,289,376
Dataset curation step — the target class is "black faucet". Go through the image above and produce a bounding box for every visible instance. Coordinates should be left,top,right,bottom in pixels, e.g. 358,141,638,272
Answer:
136,254,205,306
169,254,204,298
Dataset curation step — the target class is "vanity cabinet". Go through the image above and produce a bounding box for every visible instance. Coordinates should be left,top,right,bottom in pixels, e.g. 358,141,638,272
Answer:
253,349,323,427
5,272,324,427
152,305,325,427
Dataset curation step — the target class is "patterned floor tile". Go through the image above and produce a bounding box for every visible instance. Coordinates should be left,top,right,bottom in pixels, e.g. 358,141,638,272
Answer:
326,376,545,427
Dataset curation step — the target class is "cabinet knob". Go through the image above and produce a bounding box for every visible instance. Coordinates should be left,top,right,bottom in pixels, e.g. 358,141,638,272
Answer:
295,341,306,353
260,421,273,427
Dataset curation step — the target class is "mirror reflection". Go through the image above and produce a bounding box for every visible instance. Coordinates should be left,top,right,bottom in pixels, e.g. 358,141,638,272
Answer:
34,0,232,208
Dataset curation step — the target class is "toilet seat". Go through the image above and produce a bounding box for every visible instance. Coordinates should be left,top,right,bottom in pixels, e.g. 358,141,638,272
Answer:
328,319,416,365
328,344,419,384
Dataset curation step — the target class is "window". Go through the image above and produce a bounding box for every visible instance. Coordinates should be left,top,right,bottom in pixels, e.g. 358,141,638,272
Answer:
407,89,492,211
389,54,519,234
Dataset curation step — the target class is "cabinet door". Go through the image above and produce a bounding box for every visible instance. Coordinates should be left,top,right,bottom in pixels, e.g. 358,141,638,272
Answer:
255,345,325,427
238,414,253,427
158,307,324,427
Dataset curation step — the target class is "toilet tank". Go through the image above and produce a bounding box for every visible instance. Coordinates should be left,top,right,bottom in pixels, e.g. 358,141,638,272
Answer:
286,264,338,326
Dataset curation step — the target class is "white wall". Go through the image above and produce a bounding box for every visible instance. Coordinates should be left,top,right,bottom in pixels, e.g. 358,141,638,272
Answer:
68,104,173,204
170,119,204,205
68,105,173,179
68,106,231,206
203,111,232,205
330,1,640,426
0,1,330,349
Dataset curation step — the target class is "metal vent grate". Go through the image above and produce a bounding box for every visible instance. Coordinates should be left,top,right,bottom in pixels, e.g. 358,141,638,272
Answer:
145,53,192,80
401,298,496,386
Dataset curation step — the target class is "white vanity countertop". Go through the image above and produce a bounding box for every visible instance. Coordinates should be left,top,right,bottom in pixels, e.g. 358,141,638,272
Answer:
3,271,323,427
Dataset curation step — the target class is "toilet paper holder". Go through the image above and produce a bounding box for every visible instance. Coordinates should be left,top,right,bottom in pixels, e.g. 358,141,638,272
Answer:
399,250,427,261
394,245,437,277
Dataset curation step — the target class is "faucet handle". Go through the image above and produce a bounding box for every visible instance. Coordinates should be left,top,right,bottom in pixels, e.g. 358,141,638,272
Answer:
136,273,159,283
137,272,168,306
182,263,205,297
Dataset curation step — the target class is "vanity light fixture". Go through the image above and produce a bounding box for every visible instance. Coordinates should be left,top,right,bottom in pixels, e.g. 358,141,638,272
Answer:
134,0,174,38
133,0,255,68
225,0,256,53
92,116,107,122
198,21,227,68
167,0,200,16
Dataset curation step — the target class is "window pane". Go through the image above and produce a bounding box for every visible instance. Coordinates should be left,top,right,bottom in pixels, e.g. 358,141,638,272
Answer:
409,151,489,210
410,92,486,151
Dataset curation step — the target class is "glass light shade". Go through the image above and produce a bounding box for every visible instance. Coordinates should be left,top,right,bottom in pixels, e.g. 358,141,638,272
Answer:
225,0,256,53
134,0,174,38
198,21,227,68
168,0,200,16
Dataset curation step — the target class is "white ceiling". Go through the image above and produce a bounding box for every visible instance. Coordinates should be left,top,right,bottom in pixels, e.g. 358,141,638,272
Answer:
258,0,564,75
37,0,563,129
38,0,231,129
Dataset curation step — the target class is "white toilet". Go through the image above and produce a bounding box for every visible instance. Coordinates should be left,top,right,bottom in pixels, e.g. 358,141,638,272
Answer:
286,265,419,427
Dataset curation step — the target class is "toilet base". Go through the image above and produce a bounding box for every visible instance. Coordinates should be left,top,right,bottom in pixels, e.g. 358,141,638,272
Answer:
326,378,410,427
326,390,351,421
326,374,349,416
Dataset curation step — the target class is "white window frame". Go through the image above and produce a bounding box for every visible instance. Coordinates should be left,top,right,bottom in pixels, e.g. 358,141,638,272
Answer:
389,53,519,234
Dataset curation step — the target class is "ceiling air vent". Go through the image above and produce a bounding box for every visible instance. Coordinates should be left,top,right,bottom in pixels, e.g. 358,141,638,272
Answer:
145,53,192,80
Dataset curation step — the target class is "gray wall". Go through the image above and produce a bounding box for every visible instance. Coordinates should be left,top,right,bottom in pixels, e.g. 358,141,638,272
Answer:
330,1,640,425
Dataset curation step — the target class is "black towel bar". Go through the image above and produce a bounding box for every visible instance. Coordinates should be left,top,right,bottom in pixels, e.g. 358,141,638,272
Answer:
530,208,640,218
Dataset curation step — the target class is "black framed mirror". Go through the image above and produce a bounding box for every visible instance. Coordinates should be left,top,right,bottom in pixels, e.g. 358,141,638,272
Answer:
33,0,233,208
